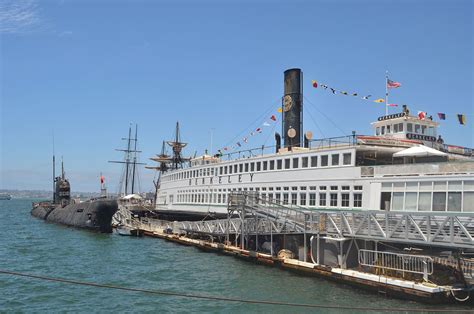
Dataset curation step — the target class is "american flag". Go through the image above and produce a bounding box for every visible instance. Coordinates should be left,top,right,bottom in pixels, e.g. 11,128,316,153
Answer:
387,79,401,88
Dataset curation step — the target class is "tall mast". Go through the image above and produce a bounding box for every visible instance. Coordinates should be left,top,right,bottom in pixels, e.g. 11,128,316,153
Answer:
52,132,56,203
52,154,56,203
124,125,132,195
61,156,65,180
131,124,138,194
109,124,145,196
385,70,389,116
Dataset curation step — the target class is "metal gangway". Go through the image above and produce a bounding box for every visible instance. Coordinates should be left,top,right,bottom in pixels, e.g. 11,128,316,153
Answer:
177,192,474,250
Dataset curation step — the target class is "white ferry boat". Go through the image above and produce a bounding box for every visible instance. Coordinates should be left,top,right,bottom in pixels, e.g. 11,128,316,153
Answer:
151,69,474,220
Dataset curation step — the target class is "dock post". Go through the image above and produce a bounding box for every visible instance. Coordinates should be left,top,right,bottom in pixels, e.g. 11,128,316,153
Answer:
271,225,274,257
316,233,320,265
304,213,307,262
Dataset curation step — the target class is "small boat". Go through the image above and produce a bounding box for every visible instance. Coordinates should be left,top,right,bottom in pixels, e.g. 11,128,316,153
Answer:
115,224,143,237
0,193,12,200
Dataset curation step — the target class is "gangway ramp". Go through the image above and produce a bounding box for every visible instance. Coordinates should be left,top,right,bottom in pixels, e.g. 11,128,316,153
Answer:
177,192,474,250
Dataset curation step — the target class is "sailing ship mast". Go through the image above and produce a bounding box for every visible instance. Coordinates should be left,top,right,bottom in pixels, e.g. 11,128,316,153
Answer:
109,124,145,196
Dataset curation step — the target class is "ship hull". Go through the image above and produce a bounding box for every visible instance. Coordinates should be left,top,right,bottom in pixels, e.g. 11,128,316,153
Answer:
32,199,118,233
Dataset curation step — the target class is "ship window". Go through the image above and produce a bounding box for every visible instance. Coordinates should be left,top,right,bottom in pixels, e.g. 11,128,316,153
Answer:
239,164,243,173
300,186,307,190
376,127,380,136
284,159,290,169
283,193,289,204
421,125,427,135
310,186,317,190
219,167,223,175
447,192,462,211
341,193,349,207
300,193,306,206
225,166,229,175
228,166,232,174
302,157,308,168
319,186,327,190
263,161,268,171
433,192,446,211
387,125,391,133
251,162,255,172
284,186,289,191
414,124,421,134
354,185,363,190
262,187,266,191
465,181,474,191
407,123,413,132
342,186,350,190
405,192,417,211
394,123,399,133
245,163,249,172
353,193,362,207
234,165,237,173
275,193,281,203
381,126,385,135
343,153,351,165
276,187,281,191
269,187,273,191
291,193,297,205
311,156,317,167
321,155,328,167
464,192,474,212
270,160,275,170
277,159,282,170
331,154,339,166
309,193,316,206
392,192,404,210
428,126,434,136
330,193,338,206
330,186,338,190
293,158,299,168
418,192,431,211
291,186,297,191
448,181,462,191
256,162,261,171
319,193,326,206
398,123,404,132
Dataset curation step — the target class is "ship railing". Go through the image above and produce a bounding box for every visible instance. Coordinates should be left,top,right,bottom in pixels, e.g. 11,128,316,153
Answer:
432,256,474,280
216,135,358,161
358,249,433,280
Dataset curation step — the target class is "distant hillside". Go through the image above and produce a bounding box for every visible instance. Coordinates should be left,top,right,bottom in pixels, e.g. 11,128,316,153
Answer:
0,189,108,199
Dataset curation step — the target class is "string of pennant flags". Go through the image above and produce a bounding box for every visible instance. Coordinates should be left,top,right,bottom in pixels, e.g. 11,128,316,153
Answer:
311,80,386,103
311,79,469,125
218,113,279,154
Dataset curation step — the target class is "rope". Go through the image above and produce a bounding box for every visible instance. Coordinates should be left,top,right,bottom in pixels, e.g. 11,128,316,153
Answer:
0,269,469,311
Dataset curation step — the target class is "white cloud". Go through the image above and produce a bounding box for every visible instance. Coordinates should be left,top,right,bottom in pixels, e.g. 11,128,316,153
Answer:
0,0,41,34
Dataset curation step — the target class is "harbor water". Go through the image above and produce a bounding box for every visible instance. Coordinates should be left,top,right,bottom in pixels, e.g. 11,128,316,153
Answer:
0,199,471,313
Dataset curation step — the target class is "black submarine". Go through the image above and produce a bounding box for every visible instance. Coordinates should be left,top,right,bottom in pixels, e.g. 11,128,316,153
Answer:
31,158,118,233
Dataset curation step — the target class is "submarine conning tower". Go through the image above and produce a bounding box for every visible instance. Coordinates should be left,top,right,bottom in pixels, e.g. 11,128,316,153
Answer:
54,160,71,206
282,68,303,149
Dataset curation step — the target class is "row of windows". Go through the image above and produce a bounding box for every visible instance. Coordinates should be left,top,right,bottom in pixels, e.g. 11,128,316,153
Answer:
175,191,363,208
383,191,474,212
381,180,474,212
163,152,353,182
171,185,363,208
376,122,436,136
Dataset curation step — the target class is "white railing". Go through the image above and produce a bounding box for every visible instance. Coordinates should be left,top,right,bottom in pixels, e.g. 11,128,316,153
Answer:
358,249,433,280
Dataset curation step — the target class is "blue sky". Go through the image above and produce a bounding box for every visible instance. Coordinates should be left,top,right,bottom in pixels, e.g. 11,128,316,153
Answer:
1,0,472,192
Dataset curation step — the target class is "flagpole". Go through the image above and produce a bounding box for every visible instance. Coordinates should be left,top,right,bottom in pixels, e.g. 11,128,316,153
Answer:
385,70,389,115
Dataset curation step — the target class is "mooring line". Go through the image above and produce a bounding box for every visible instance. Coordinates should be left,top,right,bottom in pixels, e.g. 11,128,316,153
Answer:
0,269,469,312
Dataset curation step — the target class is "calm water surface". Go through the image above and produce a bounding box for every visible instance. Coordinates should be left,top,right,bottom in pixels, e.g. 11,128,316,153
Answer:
0,199,472,313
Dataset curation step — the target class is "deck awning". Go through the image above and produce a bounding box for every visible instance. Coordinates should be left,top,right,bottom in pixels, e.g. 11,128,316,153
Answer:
393,145,448,158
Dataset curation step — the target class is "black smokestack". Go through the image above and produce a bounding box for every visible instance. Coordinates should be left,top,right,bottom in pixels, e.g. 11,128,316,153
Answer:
283,68,303,148
275,132,281,153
